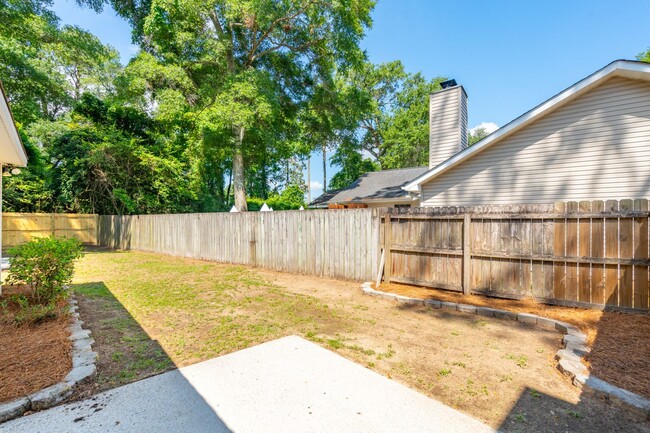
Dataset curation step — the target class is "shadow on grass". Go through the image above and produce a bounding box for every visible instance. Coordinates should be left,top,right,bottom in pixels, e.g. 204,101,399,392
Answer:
61,281,233,433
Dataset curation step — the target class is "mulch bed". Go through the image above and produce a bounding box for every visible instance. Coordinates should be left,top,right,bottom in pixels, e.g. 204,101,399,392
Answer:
0,287,72,403
377,282,650,399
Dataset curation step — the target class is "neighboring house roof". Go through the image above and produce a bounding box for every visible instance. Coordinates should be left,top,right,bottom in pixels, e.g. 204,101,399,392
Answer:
308,188,342,208
0,82,28,167
404,59,650,193
311,166,428,206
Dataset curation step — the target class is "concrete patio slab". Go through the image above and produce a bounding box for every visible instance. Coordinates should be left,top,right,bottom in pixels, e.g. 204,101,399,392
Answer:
1,336,495,433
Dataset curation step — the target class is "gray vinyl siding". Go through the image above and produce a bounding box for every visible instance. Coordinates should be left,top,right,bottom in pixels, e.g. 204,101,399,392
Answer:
421,77,650,206
429,86,466,168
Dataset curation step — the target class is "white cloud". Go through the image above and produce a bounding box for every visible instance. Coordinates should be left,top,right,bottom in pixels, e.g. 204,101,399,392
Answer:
309,181,323,190
470,122,499,134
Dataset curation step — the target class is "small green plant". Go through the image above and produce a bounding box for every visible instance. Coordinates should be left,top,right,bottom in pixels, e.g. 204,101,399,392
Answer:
437,368,452,377
566,410,582,419
7,236,83,304
514,412,527,423
500,374,513,382
529,389,541,398
452,361,466,368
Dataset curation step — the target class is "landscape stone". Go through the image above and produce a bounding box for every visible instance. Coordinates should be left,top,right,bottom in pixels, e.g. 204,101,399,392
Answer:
565,342,591,356
554,321,571,333
0,397,30,423
64,364,97,384
68,330,92,341
423,299,441,308
457,304,477,314
29,382,74,411
395,296,424,306
584,376,650,420
72,350,98,368
537,316,558,330
73,338,95,352
517,313,539,325
558,358,587,378
563,333,588,347
556,348,583,364
476,307,497,317
440,301,457,311
493,309,517,321
68,323,83,333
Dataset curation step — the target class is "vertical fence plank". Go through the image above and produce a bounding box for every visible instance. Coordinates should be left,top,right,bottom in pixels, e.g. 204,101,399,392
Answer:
578,201,591,303
634,199,649,310
554,202,567,301
605,200,620,306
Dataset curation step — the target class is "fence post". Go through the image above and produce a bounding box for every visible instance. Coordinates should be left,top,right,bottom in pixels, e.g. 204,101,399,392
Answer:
463,213,471,295
384,213,391,282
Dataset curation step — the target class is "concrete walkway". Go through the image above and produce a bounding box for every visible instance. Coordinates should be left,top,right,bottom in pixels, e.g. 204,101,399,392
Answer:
1,336,495,433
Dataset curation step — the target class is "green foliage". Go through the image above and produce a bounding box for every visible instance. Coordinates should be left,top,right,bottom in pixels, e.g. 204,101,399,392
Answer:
247,185,305,211
638,47,650,63
7,236,84,305
468,127,489,146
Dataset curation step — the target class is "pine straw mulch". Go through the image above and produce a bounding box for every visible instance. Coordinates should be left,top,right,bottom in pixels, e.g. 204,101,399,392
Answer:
375,282,650,399
0,288,72,403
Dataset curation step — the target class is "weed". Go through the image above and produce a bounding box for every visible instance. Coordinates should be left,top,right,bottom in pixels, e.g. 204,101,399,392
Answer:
513,412,527,423
327,338,344,349
450,330,460,336
452,361,466,368
529,390,541,398
566,410,582,419
438,368,452,377
500,375,513,382
111,351,124,362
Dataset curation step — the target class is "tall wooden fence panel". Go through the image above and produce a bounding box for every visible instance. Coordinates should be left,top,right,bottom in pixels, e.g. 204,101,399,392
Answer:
98,209,381,281
3,213,98,247
381,200,649,311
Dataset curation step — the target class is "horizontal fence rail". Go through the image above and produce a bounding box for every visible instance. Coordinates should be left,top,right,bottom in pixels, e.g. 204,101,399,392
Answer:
98,210,382,281
381,199,650,311
2,212,98,247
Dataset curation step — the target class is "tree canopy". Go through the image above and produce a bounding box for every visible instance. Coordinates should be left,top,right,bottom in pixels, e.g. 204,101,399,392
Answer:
0,0,459,213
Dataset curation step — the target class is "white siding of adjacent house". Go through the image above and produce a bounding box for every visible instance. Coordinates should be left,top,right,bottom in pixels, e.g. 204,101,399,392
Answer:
429,86,467,168
421,77,650,206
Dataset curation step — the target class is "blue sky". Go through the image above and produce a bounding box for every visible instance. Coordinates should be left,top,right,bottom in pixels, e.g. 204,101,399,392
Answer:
52,0,650,199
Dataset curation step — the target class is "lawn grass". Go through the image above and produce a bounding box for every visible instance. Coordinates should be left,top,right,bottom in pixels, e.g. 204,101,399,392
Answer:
73,250,356,370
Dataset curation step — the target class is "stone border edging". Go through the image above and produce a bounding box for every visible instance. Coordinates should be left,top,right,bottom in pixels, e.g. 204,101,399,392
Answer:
360,282,650,421
0,296,98,423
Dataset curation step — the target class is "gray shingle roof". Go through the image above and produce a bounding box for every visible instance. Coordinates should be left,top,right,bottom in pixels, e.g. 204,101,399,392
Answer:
309,166,428,206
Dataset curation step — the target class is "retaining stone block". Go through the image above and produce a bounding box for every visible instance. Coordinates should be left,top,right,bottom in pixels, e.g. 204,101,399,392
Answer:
584,377,650,421
0,397,30,423
517,313,539,325
72,350,98,368
457,304,477,314
440,301,458,311
64,364,97,385
423,299,442,309
493,309,517,321
29,382,74,411
537,316,558,331
395,296,424,306
476,307,497,317
564,333,588,347
556,348,583,364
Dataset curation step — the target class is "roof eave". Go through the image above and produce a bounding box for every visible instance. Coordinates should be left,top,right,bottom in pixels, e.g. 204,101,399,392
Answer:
0,82,28,167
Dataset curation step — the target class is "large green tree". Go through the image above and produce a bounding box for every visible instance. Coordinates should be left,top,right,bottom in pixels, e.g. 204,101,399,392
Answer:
81,0,375,211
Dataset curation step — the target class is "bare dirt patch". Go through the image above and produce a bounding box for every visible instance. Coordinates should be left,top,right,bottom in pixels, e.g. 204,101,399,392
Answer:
377,282,650,400
0,287,72,403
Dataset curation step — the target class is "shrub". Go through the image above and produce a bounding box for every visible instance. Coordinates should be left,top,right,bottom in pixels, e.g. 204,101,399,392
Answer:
7,236,83,305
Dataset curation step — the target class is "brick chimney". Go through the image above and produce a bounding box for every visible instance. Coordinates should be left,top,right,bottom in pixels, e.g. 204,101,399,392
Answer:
429,80,468,168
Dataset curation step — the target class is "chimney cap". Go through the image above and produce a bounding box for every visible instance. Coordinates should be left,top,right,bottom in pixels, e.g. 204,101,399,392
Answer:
440,79,457,89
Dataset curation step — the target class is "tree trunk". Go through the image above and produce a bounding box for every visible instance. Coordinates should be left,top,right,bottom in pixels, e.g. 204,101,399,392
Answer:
307,157,311,203
232,125,247,211
322,143,327,192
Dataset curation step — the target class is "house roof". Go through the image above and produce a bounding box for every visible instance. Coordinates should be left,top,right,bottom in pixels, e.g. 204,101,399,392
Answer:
308,188,342,208
0,82,28,167
311,166,428,206
404,59,650,193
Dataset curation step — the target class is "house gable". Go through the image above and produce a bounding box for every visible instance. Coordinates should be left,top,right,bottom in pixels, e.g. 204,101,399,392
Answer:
419,75,650,206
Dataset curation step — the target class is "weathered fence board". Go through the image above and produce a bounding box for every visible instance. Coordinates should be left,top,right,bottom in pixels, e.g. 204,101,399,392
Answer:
382,200,650,311
99,209,381,281
3,213,98,246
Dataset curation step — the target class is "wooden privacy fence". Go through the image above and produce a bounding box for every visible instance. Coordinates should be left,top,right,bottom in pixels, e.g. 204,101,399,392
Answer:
98,210,381,281
381,199,650,311
3,213,98,247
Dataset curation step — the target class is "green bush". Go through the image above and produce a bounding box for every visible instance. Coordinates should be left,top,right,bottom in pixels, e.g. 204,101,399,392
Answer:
7,236,83,305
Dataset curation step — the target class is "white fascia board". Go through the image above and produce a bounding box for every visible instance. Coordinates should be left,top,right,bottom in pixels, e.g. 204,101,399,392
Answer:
404,60,650,192
0,85,28,167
